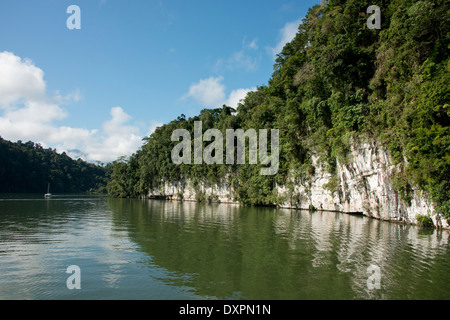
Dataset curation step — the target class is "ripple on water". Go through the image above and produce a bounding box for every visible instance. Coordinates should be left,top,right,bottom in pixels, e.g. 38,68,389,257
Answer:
1,196,449,300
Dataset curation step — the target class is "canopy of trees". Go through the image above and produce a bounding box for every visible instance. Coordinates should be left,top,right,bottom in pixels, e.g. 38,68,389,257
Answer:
107,0,449,219
0,137,109,194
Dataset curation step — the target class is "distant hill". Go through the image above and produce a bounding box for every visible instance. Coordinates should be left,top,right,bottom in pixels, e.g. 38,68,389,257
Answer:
0,137,109,194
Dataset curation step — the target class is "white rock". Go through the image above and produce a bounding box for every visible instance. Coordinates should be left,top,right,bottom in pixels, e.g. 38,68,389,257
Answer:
147,140,446,229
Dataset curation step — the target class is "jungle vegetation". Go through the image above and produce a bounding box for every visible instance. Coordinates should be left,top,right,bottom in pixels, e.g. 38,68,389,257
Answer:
107,0,449,219
0,137,109,194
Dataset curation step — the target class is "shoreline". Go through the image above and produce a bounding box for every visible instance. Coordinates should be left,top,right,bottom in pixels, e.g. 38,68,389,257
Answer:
139,194,450,231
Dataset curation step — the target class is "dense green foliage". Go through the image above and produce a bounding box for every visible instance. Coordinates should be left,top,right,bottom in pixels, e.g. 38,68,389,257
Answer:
416,214,434,228
0,137,109,194
108,0,449,218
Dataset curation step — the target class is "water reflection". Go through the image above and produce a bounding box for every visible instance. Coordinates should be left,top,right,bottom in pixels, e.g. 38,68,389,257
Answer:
107,199,450,300
0,195,448,299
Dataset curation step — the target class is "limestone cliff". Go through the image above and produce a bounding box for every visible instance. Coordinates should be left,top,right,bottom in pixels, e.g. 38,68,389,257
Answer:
277,140,448,229
147,140,448,229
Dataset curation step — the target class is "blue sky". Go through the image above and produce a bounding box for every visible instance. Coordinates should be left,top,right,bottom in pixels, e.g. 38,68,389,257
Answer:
0,0,319,162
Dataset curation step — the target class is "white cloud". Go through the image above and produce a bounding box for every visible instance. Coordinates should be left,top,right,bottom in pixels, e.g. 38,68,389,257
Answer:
269,19,302,59
183,76,226,107
79,108,143,163
214,37,261,72
53,88,82,105
183,75,255,110
0,51,145,163
0,51,46,107
148,120,164,136
225,87,256,109
247,38,259,50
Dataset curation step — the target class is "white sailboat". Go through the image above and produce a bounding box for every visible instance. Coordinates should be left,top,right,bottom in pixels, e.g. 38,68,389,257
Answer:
44,183,52,198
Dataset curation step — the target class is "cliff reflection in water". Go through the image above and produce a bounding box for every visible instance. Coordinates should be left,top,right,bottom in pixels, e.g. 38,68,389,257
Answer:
107,199,450,300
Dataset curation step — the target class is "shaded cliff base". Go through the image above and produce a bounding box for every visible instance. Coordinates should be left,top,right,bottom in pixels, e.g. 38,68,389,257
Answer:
145,194,449,231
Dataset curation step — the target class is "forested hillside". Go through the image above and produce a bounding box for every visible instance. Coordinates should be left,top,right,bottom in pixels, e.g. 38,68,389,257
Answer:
107,0,449,219
0,137,109,194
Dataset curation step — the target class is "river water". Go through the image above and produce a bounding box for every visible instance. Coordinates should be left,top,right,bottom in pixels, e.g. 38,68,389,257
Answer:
0,194,448,300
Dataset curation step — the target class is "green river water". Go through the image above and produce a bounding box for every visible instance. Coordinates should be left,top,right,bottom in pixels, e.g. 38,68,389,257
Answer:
0,194,448,300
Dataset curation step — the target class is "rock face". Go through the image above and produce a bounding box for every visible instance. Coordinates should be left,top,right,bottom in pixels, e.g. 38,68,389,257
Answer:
147,140,449,229
278,140,448,228
148,179,237,204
